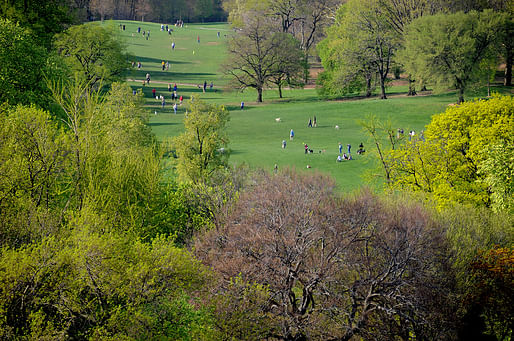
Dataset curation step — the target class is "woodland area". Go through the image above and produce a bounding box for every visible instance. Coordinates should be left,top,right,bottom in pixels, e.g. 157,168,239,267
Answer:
0,0,513,340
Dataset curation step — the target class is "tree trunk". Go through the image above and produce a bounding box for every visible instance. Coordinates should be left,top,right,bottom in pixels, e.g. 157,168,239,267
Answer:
504,48,512,86
278,83,283,98
257,87,263,102
380,77,387,99
408,76,416,96
458,87,464,103
365,77,372,97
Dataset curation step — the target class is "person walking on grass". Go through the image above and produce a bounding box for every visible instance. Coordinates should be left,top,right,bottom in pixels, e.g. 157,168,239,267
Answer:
290,129,294,140
173,102,177,114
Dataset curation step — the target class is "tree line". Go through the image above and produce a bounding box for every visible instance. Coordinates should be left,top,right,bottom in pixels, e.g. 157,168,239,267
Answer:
221,0,512,103
316,0,513,102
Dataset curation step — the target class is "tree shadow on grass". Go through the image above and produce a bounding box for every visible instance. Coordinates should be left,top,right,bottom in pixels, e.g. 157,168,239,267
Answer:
132,56,193,65
148,122,178,127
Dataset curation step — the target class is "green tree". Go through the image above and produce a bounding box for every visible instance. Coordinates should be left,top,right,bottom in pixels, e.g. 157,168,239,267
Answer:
317,0,398,99
0,19,50,108
172,98,230,183
0,232,214,339
268,32,305,98
0,0,75,49
384,95,514,209
0,104,70,248
54,23,129,89
400,10,504,103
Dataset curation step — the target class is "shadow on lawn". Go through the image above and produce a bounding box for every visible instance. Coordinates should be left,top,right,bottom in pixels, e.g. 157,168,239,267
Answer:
148,122,177,127
132,56,193,65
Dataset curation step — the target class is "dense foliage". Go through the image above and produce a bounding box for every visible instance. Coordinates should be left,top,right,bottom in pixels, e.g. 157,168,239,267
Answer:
384,95,514,211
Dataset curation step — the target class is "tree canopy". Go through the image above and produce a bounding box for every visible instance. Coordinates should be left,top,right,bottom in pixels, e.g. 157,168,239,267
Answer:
0,19,50,108
317,0,398,99
172,98,230,183
383,95,514,211
400,10,505,103
54,23,129,88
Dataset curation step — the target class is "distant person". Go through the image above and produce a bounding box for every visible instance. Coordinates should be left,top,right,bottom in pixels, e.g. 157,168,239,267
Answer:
197,35,200,43
304,143,309,154
173,102,177,114
146,73,150,84
347,144,351,154
357,142,365,155
282,140,286,149
162,60,165,70
209,81,213,90
240,101,244,110
168,83,171,92
171,42,175,49
152,88,156,97
308,118,312,127
179,95,183,104
203,81,207,93
217,31,220,38
313,115,317,127
274,164,278,174
338,142,342,154
290,129,294,140
161,97,165,107
137,61,142,69
337,155,342,162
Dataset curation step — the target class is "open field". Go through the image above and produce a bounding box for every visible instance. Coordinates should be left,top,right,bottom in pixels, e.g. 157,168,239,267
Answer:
111,20,511,190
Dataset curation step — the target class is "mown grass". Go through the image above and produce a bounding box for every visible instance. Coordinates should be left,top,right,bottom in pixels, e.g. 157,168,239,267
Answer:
109,19,512,190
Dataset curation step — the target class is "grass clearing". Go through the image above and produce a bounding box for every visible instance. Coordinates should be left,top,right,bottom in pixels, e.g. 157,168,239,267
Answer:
111,20,511,190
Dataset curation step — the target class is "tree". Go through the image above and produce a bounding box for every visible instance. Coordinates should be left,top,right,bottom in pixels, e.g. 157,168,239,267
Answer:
317,0,398,99
54,23,129,89
195,171,455,340
400,10,504,103
89,0,115,21
0,20,50,108
268,33,305,98
224,14,303,102
0,105,70,248
172,98,230,183
468,247,514,340
440,204,514,340
383,95,514,209
0,232,213,339
0,0,76,49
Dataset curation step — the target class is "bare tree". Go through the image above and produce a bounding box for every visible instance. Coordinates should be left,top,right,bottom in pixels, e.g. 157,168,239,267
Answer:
90,0,114,21
135,0,152,21
196,170,455,340
224,13,302,102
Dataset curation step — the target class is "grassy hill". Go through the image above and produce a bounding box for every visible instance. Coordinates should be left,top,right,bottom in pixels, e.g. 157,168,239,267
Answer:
111,20,504,191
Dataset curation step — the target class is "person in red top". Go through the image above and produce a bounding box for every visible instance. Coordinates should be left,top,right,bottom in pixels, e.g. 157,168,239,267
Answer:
179,95,183,104
152,88,156,97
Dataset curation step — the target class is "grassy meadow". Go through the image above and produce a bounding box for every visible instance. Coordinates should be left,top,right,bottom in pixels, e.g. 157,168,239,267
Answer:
110,20,505,191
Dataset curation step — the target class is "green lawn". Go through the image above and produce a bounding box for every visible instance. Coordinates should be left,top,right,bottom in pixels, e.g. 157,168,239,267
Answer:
109,20,509,191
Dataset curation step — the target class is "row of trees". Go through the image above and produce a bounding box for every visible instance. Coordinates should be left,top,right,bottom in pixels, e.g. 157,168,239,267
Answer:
317,0,513,102
87,0,227,23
